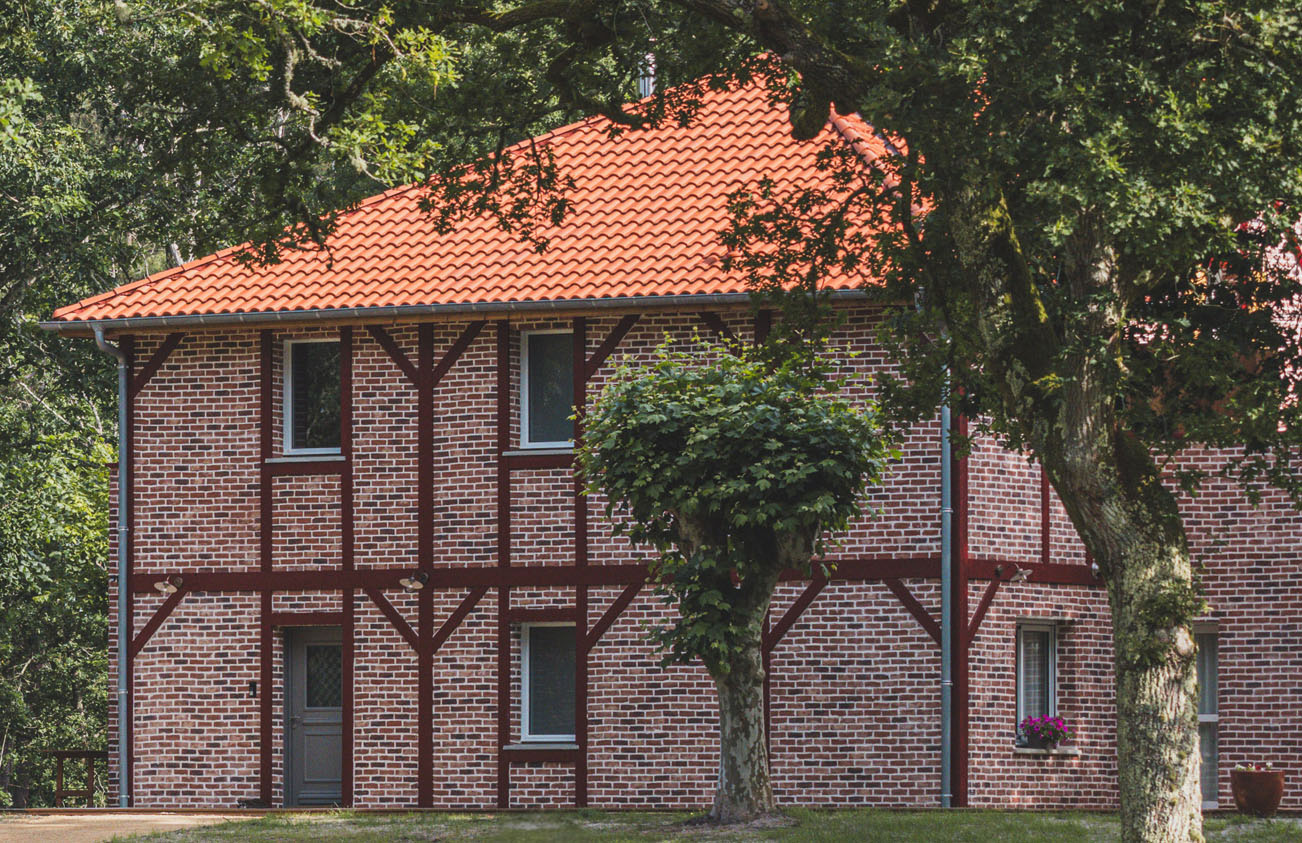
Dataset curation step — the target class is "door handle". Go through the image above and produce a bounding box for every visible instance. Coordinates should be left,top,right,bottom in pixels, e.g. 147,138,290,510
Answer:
290,716,302,729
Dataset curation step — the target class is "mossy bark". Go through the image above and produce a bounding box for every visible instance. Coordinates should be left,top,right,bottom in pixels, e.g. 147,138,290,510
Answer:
1043,354,1203,843
708,625,775,823
691,530,800,824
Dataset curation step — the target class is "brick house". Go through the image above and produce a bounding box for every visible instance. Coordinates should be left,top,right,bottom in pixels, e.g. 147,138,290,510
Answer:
44,81,1301,811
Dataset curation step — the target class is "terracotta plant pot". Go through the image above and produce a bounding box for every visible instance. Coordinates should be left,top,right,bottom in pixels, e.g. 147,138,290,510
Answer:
1231,769,1285,817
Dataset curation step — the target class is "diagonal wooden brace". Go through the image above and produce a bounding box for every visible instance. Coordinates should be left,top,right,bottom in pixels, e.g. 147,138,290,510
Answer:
966,577,1002,644
431,322,486,388
129,333,186,400
585,315,640,379
763,575,828,652
428,586,489,657
365,326,418,386
364,587,421,654
883,577,942,645
130,583,188,658
584,581,642,651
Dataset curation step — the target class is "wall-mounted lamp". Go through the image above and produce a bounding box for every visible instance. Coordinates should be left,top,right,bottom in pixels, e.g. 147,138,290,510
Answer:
1009,565,1031,583
153,575,183,595
399,571,430,592
1090,562,1101,578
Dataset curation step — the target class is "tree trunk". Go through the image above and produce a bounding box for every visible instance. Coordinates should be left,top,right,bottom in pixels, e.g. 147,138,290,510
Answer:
1108,540,1203,843
709,629,775,823
943,190,1207,841
1047,391,1203,842
699,539,794,824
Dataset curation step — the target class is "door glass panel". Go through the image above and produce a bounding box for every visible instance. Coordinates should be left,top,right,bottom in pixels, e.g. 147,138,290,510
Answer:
305,644,342,708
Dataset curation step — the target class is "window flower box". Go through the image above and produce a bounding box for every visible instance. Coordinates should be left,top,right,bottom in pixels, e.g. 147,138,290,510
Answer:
1017,715,1073,750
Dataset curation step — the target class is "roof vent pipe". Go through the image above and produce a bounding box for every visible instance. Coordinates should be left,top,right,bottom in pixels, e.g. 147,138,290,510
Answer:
92,324,130,808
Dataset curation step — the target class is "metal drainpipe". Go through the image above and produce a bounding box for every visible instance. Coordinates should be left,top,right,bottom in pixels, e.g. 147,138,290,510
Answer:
92,324,129,808
940,400,954,808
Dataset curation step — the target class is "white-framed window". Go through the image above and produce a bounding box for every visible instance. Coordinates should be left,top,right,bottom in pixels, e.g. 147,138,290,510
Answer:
520,330,574,448
283,338,342,455
1015,621,1058,743
521,623,576,742
1196,624,1219,810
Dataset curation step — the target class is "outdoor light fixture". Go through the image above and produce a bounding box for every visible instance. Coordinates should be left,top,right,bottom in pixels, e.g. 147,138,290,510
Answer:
399,571,430,591
153,575,183,595
1091,562,1101,578
1009,566,1031,583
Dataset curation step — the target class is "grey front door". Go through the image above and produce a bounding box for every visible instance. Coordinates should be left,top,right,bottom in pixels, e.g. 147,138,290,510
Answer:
285,627,343,806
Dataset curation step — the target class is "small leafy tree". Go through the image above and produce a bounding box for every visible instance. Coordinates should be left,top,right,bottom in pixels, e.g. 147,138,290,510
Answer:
578,340,894,822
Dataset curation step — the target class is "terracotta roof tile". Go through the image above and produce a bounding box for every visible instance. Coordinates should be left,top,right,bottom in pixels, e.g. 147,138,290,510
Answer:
51,81,883,324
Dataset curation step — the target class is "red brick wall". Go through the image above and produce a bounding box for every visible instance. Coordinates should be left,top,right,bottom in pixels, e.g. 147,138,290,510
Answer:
963,432,1302,811
106,305,1300,810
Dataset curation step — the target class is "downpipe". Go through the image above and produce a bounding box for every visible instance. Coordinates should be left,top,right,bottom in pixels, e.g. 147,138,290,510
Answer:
92,325,129,808
940,401,954,808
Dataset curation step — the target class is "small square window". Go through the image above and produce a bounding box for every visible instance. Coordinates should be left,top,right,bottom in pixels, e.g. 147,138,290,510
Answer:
1016,623,1057,744
284,339,341,454
521,331,574,448
522,624,576,741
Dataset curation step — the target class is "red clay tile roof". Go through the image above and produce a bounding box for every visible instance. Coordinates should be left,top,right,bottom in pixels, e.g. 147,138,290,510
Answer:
50,81,883,326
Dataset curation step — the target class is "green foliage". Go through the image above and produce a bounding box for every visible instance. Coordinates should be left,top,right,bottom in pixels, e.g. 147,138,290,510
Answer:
0,391,110,806
578,340,893,674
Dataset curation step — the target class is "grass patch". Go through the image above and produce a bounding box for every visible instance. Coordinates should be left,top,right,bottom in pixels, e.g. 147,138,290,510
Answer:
119,808,1302,842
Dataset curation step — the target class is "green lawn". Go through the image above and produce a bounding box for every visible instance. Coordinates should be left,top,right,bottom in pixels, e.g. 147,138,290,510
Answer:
121,808,1302,842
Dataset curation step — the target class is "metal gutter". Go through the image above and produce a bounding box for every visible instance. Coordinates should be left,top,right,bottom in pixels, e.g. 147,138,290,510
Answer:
91,325,130,808
40,290,870,335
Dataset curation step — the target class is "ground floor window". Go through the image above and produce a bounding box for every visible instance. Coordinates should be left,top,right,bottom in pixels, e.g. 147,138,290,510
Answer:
522,623,576,742
1196,627,1219,809
1015,622,1057,745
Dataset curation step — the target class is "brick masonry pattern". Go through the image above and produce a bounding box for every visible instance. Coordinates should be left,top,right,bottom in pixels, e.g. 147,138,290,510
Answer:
104,304,1300,810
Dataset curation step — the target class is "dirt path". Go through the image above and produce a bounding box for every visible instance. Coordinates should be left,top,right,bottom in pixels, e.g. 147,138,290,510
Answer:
0,813,250,842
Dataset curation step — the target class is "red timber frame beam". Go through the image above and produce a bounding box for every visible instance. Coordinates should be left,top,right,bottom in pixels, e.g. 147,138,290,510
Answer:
131,556,951,595
952,414,971,807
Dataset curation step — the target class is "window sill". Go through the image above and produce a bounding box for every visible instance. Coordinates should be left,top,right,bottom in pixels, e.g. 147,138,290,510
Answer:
1013,746,1081,757
503,447,574,457
503,742,579,751
267,454,345,463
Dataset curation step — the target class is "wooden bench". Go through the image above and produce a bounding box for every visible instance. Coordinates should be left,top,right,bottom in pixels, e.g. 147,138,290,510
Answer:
41,750,107,807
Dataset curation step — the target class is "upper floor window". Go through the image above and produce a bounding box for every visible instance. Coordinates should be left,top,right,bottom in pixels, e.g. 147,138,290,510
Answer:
1016,622,1057,744
521,331,573,448
284,339,341,454
521,623,576,742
